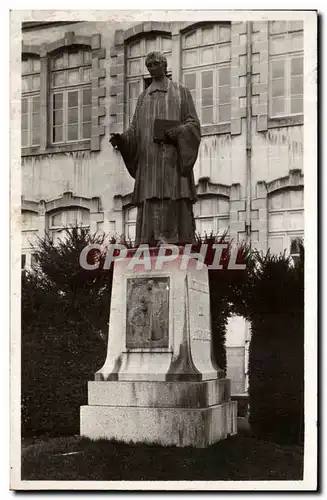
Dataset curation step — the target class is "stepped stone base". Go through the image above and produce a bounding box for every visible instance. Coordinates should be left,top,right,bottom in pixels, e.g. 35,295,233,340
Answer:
81,403,237,448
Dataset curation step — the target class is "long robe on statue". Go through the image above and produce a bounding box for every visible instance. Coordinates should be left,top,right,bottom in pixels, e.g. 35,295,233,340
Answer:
118,77,201,246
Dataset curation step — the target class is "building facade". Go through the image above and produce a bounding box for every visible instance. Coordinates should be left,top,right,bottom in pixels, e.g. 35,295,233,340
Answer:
21,20,304,393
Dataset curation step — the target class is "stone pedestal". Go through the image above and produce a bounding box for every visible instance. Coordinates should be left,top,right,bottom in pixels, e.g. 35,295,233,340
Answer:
80,252,237,447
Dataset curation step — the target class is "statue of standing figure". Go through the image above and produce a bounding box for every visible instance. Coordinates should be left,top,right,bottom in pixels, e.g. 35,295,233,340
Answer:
110,51,201,247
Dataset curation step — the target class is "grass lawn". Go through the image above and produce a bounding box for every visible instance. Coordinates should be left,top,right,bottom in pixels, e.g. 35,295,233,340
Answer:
21,431,304,481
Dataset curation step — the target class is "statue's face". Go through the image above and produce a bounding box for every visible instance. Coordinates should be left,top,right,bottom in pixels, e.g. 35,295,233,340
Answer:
146,57,166,79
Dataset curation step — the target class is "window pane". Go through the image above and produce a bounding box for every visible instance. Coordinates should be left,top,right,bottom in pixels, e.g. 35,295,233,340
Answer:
68,107,78,124
271,97,285,116
219,25,231,42
83,105,91,121
291,76,303,96
129,81,140,98
52,213,62,227
81,210,90,224
53,109,63,126
184,50,198,67
32,129,40,145
218,198,230,214
22,59,31,74
127,207,137,221
32,113,40,129
68,51,80,67
68,91,78,107
289,189,304,208
200,198,213,216
22,76,29,92
269,21,288,34
53,71,66,87
128,59,141,76
217,218,229,233
68,124,78,141
290,32,303,51
53,126,63,142
83,88,91,105
82,122,91,139
202,70,213,89
21,98,28,114
127,223,136,241
197,218,214,235
161,37,172,51
83,50,92,64
21,114,28,130
271,59,285,79
32,58,40,73
219,86,230,104
291,57,303,76
202,27,214,44
219,67,230,86
202,107,213,124
202,88,213,107
146,37,157,53
291,96,303,114
68,69,80,84
272,78,285,97
32,96,39,112
21,131,28,147
53,54,65,70
270,34,286,55
184,72,196,91
129,41,141,57
200,47,214,64
219,104,230,122
53,93,63,110
82,68,91,82
184,31,197,48
217,44,231,62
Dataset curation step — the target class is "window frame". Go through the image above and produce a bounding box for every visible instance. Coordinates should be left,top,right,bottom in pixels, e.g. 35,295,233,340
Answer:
194,196,230,238
21,32,106,157
21,56,41,149
269,52,304,119
125,34,173,125
268,22,304,122
181,23,232,133
49,48,92,146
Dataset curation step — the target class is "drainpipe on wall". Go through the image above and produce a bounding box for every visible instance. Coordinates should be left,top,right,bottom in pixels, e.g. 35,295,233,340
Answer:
245,21,253,243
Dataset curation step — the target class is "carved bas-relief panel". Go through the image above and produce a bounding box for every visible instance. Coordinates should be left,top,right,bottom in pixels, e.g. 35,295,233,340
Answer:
126,277,169,348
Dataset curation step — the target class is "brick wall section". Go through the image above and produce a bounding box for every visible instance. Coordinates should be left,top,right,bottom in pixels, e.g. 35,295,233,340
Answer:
251,181,268,252
22,31,106,153
251,21,269,132
229,183,246,241
109,30,125,133
231,22,247,135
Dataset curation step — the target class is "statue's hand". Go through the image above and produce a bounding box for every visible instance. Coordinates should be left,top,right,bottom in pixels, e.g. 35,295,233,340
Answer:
110,133,122,150
165,127,179,145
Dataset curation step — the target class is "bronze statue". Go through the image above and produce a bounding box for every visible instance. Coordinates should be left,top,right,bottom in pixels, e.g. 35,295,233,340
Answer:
110,51,201,246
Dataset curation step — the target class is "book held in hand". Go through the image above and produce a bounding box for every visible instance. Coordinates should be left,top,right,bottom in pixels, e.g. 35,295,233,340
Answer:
153,119,180,144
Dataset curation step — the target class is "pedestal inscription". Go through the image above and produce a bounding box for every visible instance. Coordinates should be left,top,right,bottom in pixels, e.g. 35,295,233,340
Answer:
126,277,169,348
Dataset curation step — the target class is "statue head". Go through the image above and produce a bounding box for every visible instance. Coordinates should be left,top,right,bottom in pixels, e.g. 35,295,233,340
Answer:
145,51,167,80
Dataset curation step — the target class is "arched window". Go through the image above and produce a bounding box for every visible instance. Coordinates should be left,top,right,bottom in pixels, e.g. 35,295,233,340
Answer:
50,47,92,144
126,34,172,124
268,188,304,256
21,210,39,269
124,206,137,242
269,21,303,118
182,23,231,125
22,55,40,148
48,207,90,244
194,196,229,238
